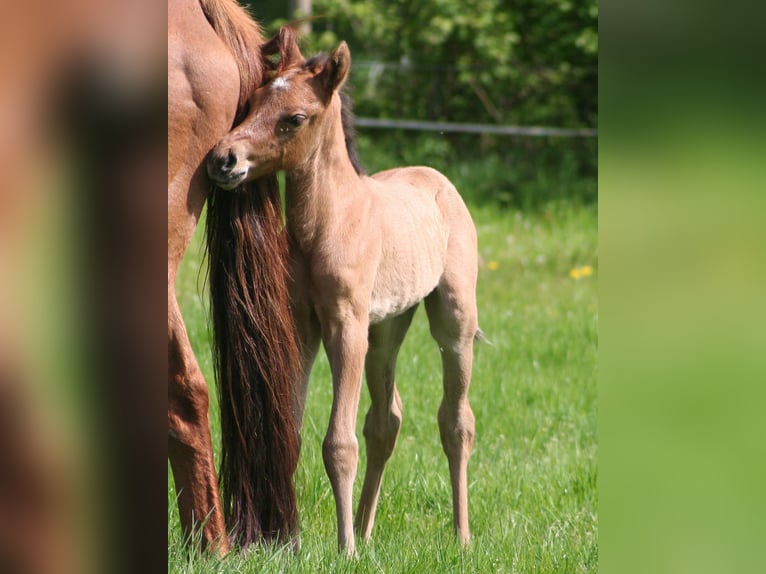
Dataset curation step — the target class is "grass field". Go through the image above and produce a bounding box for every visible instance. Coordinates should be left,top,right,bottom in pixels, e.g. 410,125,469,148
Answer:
168,182,598,572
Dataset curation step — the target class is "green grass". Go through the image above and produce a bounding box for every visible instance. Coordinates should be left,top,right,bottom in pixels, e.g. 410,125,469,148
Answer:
169,193,597,573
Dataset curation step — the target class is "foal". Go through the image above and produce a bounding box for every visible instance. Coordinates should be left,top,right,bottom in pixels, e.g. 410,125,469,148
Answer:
207,41,480,554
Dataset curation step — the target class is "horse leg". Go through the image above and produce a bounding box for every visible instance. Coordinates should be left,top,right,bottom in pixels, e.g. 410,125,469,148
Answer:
425,284,478,545
355,306,417,540
320,309,369,556
167,290,229,554
294,308,321,431
290,264,321,429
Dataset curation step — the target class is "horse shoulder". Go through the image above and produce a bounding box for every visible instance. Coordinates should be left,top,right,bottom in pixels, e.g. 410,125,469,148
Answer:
168,0,240,267
168,1,240,160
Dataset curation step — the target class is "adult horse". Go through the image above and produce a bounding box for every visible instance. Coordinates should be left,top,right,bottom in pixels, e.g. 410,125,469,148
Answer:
168,0,301,553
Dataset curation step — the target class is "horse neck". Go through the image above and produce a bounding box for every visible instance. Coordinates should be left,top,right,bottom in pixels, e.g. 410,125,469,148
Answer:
284,98,364,251
199,0,265,113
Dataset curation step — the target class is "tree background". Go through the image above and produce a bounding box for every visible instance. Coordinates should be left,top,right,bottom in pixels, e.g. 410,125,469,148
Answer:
246,0,597,209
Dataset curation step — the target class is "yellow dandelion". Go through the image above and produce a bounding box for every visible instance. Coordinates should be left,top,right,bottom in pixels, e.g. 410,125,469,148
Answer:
488,261,500,270
569,265,594,280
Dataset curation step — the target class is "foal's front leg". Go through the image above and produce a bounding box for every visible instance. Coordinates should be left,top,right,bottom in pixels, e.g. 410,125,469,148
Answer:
320,304,369,556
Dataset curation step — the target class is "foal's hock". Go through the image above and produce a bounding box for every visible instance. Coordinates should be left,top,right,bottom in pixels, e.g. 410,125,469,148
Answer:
208,35,481,555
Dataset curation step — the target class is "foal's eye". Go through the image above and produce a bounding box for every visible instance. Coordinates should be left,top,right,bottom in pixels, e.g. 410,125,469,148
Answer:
287,114,307,127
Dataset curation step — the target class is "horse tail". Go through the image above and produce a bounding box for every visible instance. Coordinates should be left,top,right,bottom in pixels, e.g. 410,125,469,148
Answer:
201,0,302,548
199,0,264,113
205,179,302,548
475,328,493,346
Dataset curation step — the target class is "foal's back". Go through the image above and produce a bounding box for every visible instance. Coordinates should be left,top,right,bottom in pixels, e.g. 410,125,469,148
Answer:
371,165,476,229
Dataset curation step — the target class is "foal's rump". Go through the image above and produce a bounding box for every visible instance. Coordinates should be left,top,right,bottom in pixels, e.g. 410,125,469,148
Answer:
366,166,477,324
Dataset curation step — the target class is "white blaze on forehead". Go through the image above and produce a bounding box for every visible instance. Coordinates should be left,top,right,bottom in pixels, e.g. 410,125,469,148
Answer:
272,76,290,90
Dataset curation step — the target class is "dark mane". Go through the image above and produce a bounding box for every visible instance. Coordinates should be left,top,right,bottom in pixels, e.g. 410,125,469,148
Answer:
304,54,366,175
340,90,366,175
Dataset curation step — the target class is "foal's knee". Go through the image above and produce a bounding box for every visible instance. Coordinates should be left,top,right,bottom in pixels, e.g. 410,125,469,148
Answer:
322,433,359,479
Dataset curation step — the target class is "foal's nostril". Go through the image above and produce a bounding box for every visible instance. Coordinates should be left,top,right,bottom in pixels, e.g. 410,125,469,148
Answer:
222,150,236,171
212,149,236,175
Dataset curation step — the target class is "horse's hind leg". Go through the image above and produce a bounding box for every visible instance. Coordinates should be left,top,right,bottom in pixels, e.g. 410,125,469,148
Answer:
425,281,478,545
355,306,418,540
167,291,229,554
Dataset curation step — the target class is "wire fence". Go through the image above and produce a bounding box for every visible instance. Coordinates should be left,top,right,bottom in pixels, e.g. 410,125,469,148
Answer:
354,117,597,138
347,59,596,139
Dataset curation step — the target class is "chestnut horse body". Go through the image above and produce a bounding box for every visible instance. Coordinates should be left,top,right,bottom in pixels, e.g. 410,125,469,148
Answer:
209,38,480,555
168,0,300,553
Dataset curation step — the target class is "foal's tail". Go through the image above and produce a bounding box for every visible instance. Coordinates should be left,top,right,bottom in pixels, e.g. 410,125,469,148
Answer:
475,328,493,346
205,179,302,548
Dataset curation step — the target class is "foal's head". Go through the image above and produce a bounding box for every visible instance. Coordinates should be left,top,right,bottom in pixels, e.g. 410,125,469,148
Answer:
207,41,351,190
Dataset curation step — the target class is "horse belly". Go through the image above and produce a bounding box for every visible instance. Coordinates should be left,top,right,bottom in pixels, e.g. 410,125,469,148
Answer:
368,214,447,324
368,288,428,324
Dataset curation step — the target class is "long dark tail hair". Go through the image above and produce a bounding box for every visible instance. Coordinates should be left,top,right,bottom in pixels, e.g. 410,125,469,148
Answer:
205,179,301,547
201,0,301,548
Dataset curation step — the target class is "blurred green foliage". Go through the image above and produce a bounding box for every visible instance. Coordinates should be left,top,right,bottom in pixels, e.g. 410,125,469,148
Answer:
251,0,597,209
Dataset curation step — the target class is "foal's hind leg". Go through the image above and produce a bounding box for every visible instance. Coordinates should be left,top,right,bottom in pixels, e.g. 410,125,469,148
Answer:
425,282,478,545
355,306,418,540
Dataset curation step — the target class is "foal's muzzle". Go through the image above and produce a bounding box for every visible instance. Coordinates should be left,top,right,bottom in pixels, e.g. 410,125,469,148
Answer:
207,146,247,190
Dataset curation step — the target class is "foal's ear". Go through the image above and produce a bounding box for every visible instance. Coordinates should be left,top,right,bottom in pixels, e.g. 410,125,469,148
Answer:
262,25,303,72
317,41,351,95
